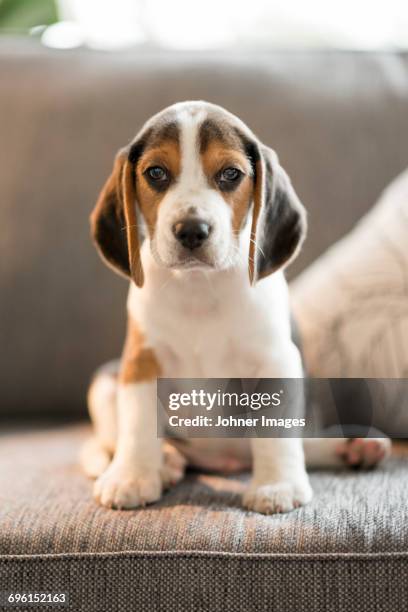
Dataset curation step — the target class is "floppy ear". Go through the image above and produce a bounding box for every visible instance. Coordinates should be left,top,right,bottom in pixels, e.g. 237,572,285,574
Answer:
90,149,144,287
248,145,307,284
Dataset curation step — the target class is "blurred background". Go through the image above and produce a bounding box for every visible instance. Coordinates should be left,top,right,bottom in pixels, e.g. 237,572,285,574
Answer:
1,0,408,50
1,0,408,421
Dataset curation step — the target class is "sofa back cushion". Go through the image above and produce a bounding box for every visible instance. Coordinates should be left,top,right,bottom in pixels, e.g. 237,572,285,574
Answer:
1,41,408,417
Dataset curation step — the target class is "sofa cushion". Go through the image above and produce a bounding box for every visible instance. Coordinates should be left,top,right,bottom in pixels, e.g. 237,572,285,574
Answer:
0,424,407,556
1,424,407,611
292,168,408,381
2,42,408,420
291,168,408,436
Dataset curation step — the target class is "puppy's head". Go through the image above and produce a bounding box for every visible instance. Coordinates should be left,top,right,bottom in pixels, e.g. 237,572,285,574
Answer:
91,101,306,286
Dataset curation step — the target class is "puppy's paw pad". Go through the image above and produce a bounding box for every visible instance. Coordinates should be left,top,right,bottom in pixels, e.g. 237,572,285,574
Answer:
161,443,186,489
94,466,161,509
243,480,312,515
336,438,391,469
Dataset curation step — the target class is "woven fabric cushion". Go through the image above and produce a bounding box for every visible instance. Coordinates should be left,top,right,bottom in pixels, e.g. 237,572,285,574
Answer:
291,168,408,379
2,45,408,421
1,424,408,611
1,424,407,556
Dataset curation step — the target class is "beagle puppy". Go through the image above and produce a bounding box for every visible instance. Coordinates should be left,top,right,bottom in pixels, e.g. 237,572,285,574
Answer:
81,101,390,513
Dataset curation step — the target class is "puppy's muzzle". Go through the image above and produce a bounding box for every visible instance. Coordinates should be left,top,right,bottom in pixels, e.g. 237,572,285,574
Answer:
172,218,211,251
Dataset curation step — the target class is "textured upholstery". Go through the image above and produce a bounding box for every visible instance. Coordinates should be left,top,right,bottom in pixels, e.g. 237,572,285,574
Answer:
1,40,408,417
0,425,407,610
1,553,407,612
1,425,408,556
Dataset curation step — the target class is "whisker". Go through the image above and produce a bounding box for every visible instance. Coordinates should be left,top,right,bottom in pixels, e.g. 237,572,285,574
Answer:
154,276,174,296
121,223,157,233
248,237,265,258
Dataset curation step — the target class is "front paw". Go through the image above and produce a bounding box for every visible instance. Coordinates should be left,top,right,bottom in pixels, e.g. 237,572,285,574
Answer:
243,478,313,514
94,463,162,509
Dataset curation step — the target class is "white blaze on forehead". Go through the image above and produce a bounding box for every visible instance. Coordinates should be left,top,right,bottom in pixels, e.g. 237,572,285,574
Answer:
176,107,208,190
148,102,243,270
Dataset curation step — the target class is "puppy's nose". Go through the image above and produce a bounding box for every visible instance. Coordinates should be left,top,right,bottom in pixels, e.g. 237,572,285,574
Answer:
172,219,211,250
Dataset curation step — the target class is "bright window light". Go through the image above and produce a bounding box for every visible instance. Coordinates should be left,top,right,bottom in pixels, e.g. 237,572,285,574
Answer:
50,0,145,49
42,0,408,50
42,21,84,49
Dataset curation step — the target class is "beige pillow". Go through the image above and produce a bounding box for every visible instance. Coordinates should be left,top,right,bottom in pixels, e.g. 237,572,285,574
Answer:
291,169,408,380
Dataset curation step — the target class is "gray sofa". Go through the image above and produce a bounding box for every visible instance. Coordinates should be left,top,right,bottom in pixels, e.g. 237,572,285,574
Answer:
1,39,408,611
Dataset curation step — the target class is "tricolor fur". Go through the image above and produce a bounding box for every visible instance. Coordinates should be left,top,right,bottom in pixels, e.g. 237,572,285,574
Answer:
82,101,390,513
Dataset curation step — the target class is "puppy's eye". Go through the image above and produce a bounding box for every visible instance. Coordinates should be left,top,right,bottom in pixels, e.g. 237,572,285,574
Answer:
216,167,243,191
220,167,241,182
146,166,168,181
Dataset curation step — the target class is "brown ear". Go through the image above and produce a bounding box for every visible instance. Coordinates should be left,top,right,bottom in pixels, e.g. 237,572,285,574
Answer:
248,145,307,284
90,150,144,287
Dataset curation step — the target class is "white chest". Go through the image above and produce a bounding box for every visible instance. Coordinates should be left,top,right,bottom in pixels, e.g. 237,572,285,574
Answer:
128,268,291,379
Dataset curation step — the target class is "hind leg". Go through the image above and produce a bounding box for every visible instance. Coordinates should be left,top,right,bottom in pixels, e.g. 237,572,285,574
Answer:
80,361,119,479
161,442,187,488
80,436,111,479
304,437,391,469
82,437,186,486
334,437,391,468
